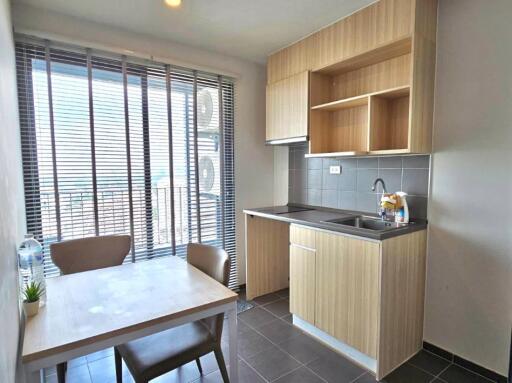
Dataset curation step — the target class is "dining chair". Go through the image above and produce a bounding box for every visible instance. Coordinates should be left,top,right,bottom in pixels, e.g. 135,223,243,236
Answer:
50,234,132,383
114,243,231,383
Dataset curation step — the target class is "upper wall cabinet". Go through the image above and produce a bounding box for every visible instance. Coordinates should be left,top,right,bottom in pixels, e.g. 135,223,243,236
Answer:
266,71,309,144
265,0,438,156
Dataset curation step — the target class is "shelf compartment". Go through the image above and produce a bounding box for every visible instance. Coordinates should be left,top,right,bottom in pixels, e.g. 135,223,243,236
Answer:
311,54,411,108
312,86,410,112
313,35,412,76
369,87,411,152
310,104,369,155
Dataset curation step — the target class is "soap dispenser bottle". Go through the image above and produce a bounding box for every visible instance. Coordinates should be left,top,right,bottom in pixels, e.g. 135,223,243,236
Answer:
395,192,409,223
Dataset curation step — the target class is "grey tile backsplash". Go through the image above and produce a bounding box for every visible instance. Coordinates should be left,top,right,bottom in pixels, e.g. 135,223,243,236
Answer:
289,144,430,219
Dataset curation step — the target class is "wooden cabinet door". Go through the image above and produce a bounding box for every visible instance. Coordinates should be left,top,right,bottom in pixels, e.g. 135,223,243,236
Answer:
266,71,309,142
290,244,316,323
315,231,380,358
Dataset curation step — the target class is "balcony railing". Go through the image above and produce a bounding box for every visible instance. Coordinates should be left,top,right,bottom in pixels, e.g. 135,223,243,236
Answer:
36,186,222,274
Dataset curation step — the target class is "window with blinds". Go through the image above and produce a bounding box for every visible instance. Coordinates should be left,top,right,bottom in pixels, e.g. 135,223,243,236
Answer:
15,37,237,288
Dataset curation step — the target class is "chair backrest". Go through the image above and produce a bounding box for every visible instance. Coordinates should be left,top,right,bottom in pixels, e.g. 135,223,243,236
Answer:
50,235,131,275
187,243,230,287
187,243,231,342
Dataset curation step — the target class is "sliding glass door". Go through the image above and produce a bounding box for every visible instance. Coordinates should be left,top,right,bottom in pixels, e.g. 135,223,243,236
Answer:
15,38,237,288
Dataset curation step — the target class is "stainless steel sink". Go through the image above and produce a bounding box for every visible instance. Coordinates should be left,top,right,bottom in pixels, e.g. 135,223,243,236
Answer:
322,216,408,231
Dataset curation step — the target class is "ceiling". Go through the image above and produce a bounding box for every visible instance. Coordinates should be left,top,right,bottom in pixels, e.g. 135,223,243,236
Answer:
14,0,376,64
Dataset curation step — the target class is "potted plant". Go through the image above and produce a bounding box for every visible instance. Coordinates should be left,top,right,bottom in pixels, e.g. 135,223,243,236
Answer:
22,281,44,317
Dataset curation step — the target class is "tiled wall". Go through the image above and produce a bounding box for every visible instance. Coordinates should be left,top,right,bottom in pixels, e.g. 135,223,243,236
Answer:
288,144,430,219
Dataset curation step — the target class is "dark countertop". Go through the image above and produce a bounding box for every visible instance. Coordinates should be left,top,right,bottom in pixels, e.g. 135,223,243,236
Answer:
243,204,427,241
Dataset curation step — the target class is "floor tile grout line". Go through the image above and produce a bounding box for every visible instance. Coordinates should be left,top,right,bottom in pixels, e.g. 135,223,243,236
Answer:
300,365,329,383
259,303,292,320
238,313,280,332
256,316,455,383
238,315,320,380
240,315,339,383
240,302,283,324
238,353,272,382
348,370,368,383
240,304,292,329
239,315,308,362
240,318,306,364
434,362,452,378
421,347,454,364
255,296,289,310
406,360,447,380
243,312,375,383
420,347,501,383
450,362,498,383
253,297,283,307
270,364,305,382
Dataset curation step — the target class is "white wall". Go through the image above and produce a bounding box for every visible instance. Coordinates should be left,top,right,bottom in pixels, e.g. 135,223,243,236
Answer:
0,0,25,381
426,0,512,375
273,146,289,206
11,3,275,285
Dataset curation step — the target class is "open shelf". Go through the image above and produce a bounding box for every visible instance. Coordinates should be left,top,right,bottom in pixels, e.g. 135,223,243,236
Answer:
312,94,368,112
308,86,411,158
311,86,410,111
369,87,411,151
309,103,369,155
307,34,414,158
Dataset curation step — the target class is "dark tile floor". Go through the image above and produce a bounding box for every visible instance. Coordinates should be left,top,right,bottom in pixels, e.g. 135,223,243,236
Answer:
43,289,499,383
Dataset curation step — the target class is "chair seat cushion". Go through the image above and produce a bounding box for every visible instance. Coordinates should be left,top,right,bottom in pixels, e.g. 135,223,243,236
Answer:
117,321,214,379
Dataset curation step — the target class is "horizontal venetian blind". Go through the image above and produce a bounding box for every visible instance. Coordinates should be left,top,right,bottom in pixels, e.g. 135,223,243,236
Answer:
15,37,237,288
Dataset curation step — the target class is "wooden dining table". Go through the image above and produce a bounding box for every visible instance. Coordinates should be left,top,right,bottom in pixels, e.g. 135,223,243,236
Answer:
22,256,239,382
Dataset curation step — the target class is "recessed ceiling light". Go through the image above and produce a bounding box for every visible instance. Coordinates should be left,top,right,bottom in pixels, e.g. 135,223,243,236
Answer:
165,0,182,8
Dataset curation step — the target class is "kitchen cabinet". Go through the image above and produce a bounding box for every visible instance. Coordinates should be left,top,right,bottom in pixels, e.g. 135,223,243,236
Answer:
289,225,316,324
266,71,309,143
245,215,289,300
266,0,438,155
267,0,414,84
315,230,380,358
289,224,427,380
289,245,316,324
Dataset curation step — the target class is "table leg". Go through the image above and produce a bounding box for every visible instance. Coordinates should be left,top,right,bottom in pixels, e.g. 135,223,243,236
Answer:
24,368,42,383
227,302,238,382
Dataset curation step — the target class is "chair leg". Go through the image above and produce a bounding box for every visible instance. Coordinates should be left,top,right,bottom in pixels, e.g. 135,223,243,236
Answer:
56,362,66,383
114,347,123,383
195,358,203,375
214,347,230,383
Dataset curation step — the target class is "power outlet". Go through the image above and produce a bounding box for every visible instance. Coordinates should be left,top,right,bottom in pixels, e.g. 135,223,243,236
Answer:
329,165,341,175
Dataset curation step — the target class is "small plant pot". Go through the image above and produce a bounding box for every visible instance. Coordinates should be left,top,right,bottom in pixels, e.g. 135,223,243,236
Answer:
23,300,40,317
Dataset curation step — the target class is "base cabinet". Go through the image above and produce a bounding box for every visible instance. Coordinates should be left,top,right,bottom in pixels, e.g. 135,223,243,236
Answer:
290,244,316,324
315,230,380,358
289,224,427,380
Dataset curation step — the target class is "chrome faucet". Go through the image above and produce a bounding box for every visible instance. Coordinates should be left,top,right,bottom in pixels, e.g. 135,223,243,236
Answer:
371,178,387,194
372,178,387,220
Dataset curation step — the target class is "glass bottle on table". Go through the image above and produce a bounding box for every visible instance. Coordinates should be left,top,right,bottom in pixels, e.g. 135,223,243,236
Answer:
18,234,46,307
